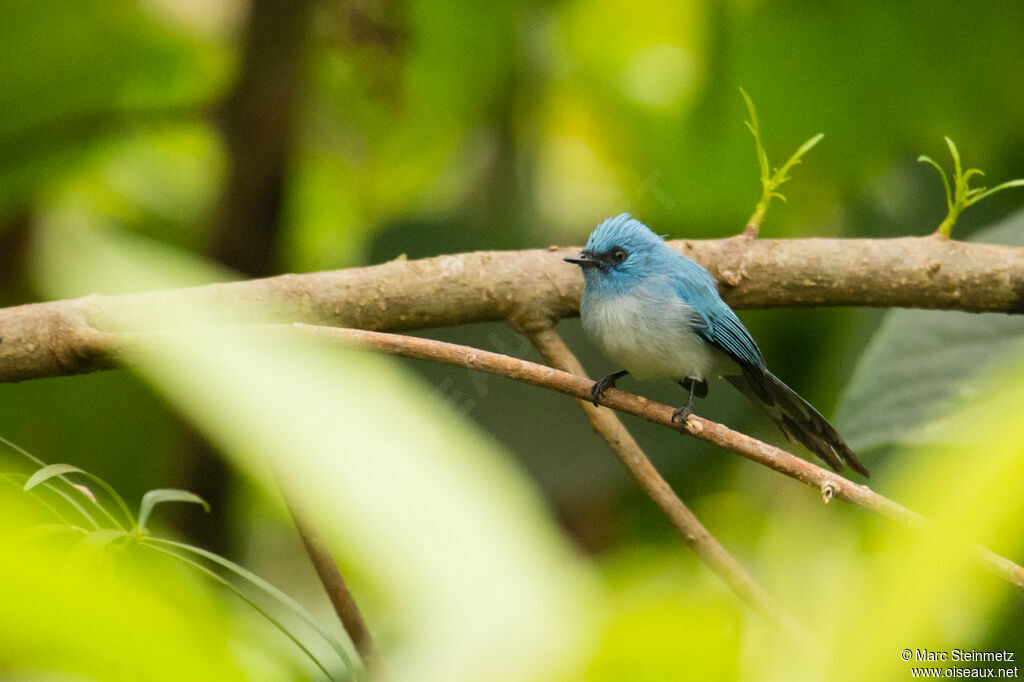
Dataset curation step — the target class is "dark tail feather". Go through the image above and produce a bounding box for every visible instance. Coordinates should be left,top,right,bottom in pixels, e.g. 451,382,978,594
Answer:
725,369,869,477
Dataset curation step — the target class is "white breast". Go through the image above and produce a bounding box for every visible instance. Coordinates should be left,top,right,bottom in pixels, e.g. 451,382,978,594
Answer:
582,292,732,381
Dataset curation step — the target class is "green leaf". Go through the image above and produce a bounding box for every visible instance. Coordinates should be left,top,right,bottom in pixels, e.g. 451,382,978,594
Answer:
961,168,985,183
137,489,209,533
144,537,359,678
788,132,825,167
740,88,760,132
771,132,824,189
23,463,86,492
944,136,963,181
835,209,1024,456
23,463,135,530
143,543,349,681
975,178,1024,203
917,155,952,210
38,482,101,529
740,88,770,186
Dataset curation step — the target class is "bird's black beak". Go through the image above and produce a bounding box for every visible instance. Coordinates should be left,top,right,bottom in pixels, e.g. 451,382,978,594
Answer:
564,250,599,268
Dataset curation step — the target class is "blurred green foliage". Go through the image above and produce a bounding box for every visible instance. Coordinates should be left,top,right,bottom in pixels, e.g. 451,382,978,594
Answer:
1,0,1023,679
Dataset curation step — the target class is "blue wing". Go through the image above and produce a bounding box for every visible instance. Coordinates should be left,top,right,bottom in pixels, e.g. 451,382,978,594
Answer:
665,252,869,475
698,304,765,371
668,256,765,372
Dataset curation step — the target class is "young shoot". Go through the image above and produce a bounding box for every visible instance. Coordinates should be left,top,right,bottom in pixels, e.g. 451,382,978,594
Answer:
741,88,824,237
919,137,1024,237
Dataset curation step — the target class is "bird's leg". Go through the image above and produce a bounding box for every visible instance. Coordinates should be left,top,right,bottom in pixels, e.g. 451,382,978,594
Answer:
671,377,706,430
677,377,708,399
591,370,629,406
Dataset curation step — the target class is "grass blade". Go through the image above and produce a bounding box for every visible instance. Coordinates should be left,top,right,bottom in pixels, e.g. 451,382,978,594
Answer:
138,489,210,533
2,472,100,529
2,437,129,529
144,537,360,678
24,464,134,531
144,543,345,681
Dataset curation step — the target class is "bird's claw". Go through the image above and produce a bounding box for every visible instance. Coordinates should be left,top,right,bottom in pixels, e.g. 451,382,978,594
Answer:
590,379,612,406
671,405,693,431
590,371,626,406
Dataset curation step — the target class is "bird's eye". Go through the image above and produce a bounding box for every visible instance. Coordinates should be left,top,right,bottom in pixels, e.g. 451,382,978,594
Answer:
609,247,628,264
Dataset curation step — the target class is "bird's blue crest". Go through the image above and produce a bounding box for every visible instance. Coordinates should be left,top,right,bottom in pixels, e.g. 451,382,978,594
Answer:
585,213,666,255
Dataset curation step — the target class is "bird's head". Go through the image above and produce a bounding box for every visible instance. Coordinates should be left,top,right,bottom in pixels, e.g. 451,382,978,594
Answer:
564,213,668,289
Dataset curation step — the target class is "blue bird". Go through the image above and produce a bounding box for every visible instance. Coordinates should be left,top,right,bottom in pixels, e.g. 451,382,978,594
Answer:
565,213,869,476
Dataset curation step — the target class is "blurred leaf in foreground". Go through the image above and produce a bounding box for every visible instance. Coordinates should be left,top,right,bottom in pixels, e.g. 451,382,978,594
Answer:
753,349,1024,681
0,492,248,681
586,545,741,682
34,211,600,682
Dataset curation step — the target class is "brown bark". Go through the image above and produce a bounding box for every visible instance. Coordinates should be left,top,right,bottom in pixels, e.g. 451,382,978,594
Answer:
2,236,1023,384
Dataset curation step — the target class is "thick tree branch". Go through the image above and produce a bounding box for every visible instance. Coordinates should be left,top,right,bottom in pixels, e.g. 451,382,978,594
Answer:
526,325,804,635
2,235,1024,383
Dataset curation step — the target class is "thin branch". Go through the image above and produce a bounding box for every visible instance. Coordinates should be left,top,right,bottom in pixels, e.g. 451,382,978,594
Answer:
279,485,380,675
72,323,1024,589
526,325,805,635
182,0,318,560
248,324,1022,591
3,235,1024,383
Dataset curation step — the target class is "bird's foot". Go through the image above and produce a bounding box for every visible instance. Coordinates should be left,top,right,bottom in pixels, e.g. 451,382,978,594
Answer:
591,370,629,406
670,405,694,431
590,377,615,406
